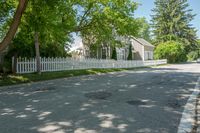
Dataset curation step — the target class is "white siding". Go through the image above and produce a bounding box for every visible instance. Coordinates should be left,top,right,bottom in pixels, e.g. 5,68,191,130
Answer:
117,48,126,60
145,51,154,60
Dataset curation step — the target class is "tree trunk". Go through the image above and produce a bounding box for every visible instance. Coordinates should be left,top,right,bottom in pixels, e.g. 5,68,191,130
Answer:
0,0,28,53
34,32,41,74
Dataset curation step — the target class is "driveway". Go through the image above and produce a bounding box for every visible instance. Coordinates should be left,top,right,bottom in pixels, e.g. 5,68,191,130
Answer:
0,63,200,133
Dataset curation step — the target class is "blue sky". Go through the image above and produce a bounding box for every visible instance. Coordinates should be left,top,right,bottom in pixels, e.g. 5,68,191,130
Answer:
134,0,200,39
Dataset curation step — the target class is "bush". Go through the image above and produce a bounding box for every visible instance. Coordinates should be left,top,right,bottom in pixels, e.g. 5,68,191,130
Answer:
2,60,12,73
127,44,133,60
111,47,117,60
187,51,199,61
154,41,187,63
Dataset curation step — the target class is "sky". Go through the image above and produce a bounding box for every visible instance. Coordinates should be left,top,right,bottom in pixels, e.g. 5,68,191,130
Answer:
134,0,200,39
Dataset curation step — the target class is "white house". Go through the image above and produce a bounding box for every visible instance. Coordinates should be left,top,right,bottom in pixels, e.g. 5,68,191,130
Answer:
72,37,155,61
131,38,155,60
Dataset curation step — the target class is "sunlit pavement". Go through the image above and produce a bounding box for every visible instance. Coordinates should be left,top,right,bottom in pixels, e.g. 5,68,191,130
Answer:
0,63,200,133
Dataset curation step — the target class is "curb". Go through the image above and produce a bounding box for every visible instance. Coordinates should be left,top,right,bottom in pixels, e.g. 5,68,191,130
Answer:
177,77,200,133
196,94,200,133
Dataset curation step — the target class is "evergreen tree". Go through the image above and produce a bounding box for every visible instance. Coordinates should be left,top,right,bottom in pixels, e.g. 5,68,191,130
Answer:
151,0,198,52
111,47,117,60
138,18,152,42
127,44,133,60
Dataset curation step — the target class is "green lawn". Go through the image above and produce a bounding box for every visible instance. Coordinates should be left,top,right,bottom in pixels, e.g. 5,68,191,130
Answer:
0,67,147,87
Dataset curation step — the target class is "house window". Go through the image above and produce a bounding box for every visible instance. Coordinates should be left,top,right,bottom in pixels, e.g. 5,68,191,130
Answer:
145,51,153,60
117,48,126,60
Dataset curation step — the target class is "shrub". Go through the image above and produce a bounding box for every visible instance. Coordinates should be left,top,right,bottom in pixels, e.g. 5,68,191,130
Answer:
127,44,133,60
187,51,199,61
154,41,187,63
2,60,12,73
111,47,117,60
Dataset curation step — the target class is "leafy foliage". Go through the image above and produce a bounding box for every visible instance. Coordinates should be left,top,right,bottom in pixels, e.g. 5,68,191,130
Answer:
137,18,152,42
187,51,199,61
187,40,200,60
151,0,198,53
154,41,187,63
78,0,140,47
5,0,73,58
1,0,141,58
0,0,16,41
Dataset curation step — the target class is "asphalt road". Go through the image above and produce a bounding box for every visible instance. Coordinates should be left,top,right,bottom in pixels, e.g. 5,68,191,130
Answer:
0,63,200,133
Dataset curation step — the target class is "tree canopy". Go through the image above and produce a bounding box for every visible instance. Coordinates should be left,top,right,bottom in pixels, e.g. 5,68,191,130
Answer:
151,0,198,53
0,0,142,57
77,0,140,47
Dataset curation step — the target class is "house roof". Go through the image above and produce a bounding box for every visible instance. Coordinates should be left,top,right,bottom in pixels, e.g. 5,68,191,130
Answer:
132,38,155,48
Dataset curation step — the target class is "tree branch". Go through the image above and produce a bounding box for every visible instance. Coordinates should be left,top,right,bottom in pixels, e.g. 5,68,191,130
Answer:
0,0,28,53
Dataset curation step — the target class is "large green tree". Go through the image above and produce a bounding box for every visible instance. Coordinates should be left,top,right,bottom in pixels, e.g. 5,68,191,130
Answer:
151,0,198,52
77,0,140,47
137,18,152,42
0,0,28,52
1,0,141,73
1,0,140,54
3,0,74,73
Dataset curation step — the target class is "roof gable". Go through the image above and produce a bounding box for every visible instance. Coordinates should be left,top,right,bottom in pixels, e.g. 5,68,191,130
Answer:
132,38,155,48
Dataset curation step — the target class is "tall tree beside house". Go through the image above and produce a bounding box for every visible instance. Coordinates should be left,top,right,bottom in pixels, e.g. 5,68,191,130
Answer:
138,18,152,42
0,0,28,53
0,0,16,41
127,44,133,60
187,39,200,60
78,0,141,49
2,0,74,73
111,47,117,60
1,0,140,54
0,0,27,71
0,0,142,72
151,0,198,53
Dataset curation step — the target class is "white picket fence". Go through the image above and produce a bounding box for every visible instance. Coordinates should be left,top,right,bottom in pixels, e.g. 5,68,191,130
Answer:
13,57,167,74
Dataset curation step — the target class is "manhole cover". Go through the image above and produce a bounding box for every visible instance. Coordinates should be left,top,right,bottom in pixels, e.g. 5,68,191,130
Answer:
126,100,147,106
35,87,56,92
166,99,181,108
85,91,112,100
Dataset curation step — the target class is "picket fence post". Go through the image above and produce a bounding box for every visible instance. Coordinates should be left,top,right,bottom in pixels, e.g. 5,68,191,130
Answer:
14,57,167,74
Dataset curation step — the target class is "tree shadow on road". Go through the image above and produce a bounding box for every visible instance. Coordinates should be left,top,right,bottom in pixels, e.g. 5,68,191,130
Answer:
0,67,199,133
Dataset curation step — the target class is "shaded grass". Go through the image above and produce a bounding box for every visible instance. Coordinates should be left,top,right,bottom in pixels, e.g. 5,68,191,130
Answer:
0,67,147,87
